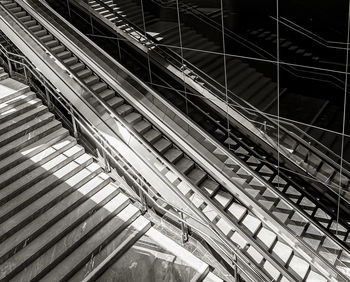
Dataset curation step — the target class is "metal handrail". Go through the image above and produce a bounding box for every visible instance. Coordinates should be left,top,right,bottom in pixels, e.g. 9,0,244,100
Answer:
0,35,267,282
87,0,350,182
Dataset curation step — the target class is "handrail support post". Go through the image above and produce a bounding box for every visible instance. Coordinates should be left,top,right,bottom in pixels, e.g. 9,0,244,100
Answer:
234,254,238,282
179,210,188,244
7,56,12,77
101,144,111,173
137,179,147,214
70,104,79,140
44,86,53,111
23,63,28,84
66,0,71,18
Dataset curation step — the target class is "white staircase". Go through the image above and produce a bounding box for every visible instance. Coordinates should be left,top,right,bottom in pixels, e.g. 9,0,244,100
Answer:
0,68,223,281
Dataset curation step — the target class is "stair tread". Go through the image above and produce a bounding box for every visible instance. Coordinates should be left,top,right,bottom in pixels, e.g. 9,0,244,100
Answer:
91,81,108,93
143,128,162,143
107,96,124,108
0,148,89,204
0,127,69,174
0,98,42,122
164,147,183,163
11,194,133,282
0,173,111,263
0,136,76,188
69,215,151,281
133,120,151,134
116,104,133,116
0,91,37,114
187,168,207,186
0,163,104,225
98,88,115,100
0,184,122,279
199,178,220,195
0,103,47,130
124,112,142,124
153,138,172,154
256,227,277,249
0,118,60,156
0,111,54,146
175,157,195,174
0,78,30,103
43,212,149,282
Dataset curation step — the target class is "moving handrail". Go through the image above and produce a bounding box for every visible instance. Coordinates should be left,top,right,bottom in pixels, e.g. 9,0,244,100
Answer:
0,24,268,282
84,0,350,188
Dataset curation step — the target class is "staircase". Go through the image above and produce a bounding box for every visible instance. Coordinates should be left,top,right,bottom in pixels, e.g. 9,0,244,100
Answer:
0,68,222,282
